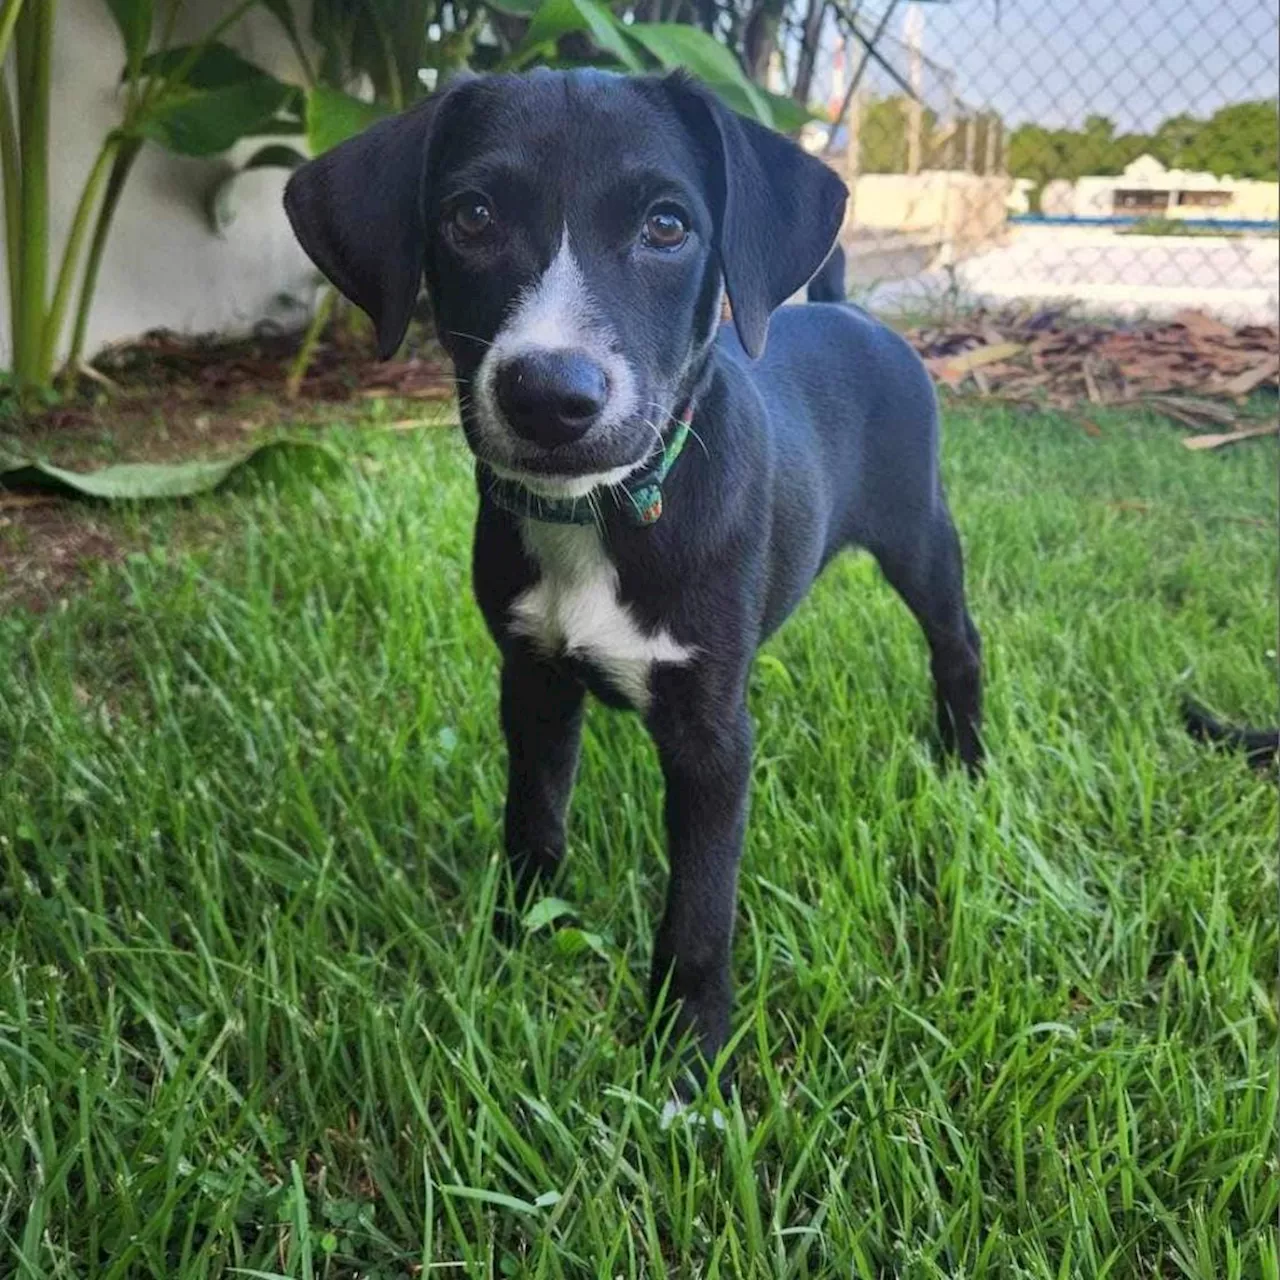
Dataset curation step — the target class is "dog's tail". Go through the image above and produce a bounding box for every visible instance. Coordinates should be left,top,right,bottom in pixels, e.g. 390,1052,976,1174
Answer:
1182,697,1279,769
806,243,847,304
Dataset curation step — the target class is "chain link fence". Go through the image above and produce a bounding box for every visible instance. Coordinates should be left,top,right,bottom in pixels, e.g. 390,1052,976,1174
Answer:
795,0,1279,325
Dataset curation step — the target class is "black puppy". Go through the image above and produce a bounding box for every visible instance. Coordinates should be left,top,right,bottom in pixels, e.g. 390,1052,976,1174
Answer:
284,69,982,1081
1183,699,1279,770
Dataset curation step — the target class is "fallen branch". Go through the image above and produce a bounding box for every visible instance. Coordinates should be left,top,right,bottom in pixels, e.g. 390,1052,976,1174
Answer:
1181,424,1278,451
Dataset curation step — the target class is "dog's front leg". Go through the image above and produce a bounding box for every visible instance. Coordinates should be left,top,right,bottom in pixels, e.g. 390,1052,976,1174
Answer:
496,647,585,938
647,669,753,1085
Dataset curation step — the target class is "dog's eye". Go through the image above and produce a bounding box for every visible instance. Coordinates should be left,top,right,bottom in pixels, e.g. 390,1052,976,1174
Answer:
642,206,688,250
452,199,494,239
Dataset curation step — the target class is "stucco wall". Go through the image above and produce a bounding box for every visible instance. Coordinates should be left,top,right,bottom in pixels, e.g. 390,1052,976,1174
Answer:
0,0,318,365
841,172,1010,252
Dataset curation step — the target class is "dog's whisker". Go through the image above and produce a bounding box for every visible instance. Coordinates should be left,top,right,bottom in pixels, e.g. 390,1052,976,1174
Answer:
638,401,709,455
639,399,712,463
445,329,496,350
639,399,681,426
639,411,708,464
639,417,665,457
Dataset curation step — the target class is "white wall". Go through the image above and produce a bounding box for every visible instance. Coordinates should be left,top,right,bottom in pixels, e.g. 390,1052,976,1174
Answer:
0,0,319,365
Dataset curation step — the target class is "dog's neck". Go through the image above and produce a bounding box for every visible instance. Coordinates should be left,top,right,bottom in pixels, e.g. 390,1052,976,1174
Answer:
480,402,695,528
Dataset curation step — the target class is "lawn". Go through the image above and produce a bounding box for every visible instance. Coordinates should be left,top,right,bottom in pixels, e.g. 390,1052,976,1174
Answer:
1,397,1276,1279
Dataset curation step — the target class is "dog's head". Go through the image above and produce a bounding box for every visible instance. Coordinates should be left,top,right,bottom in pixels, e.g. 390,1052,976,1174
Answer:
285,70,845,497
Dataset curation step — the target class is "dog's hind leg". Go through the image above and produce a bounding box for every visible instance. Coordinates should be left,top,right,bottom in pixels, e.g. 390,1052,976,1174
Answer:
869,503,983,769
496,649,586,938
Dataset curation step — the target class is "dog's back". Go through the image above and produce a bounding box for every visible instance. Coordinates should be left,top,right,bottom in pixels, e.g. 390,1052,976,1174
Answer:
717,302,943,564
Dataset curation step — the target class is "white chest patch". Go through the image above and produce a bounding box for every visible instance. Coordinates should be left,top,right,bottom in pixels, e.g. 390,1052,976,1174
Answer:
509,523,695,711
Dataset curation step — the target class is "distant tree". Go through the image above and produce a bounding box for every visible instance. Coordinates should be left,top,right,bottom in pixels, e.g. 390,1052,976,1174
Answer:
1005,125,1079,200
1149,112,1201,170
1009,99,1279,208
858,95,939,172
1183,101,1278,179
1110,132,1151,170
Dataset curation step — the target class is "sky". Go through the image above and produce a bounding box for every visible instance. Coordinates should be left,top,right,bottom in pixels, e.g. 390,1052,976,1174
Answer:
825,0,1279,132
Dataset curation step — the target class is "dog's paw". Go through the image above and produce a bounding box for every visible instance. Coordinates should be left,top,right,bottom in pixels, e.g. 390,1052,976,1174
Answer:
493,848,569,945
491,900,524,947
659,1094,728,1133
644,1026,735,1119
957,732,984,775
936,714,984,775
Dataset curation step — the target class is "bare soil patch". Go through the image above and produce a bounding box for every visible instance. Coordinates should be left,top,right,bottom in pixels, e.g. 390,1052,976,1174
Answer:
1,324,454,612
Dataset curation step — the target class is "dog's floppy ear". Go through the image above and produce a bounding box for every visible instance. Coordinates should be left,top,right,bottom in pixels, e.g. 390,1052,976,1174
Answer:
667,76,847,359
284,93,451,359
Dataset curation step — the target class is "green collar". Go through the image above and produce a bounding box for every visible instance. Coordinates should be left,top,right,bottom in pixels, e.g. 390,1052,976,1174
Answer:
482,408,692,527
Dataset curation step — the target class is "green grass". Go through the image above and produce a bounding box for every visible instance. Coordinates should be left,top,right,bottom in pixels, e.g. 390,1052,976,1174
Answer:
1117,217,1278,239
1,399,1276,1279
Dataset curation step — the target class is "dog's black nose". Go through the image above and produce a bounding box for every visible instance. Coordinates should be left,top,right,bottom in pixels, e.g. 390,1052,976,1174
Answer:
494,351,608,447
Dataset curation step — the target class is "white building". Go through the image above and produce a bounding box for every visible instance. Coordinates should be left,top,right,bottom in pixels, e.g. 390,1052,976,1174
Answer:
1071,154,1279,222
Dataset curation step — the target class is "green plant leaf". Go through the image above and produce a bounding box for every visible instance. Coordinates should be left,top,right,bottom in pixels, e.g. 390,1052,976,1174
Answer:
208,171,240,235
207,146,307,236
522,897,576,931
137,78,295,156
0,440,342,501
419,22,481,73
103,0,153,67
134,42,271,90
552,927,607,958
686,80,821,133
482,0,542,13
758,87,825,131
239,117,306,137
441,1186,540,1215
700,78,773,129
625,23,743,85
305,86,390,156
625,23,771,126
514,0,642,72
244,143,307,169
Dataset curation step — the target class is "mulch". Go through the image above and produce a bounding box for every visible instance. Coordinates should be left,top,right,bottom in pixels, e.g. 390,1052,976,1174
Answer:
19,308,1277,446
3,310,1274,612
91,324,457,408
3,324,457,473
905,308,1279,441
